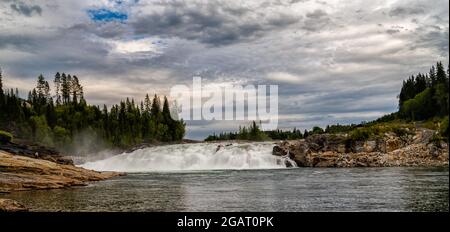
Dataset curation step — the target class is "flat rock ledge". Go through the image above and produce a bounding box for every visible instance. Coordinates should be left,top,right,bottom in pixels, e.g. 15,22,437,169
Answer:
0,140,73,165
0,150,124,193
273,129,449,167
0,198,28,212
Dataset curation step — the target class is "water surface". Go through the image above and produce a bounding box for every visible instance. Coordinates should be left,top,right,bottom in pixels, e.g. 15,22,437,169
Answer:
6,167,449,212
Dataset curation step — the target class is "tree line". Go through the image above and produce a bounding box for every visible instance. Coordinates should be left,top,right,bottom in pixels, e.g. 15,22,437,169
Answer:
205,61,449,141
205,121,324,141
0,69,185,152
398,62,449,120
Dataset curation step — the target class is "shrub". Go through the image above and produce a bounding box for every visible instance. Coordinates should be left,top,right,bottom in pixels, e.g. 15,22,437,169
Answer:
349,128,371,141
440,116,448,139
391,126,413,137
0,130,13,143
53,126,70,146
311,126,324,135
430,134,445,147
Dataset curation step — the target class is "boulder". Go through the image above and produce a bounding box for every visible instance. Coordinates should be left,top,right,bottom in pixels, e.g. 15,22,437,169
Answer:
386,137,402,152
306,134,347,152
273,140,310,166
272,145,287,157
363,141,377,152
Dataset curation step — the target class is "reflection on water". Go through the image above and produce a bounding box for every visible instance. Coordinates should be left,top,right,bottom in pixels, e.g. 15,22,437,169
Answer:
4,167,449,212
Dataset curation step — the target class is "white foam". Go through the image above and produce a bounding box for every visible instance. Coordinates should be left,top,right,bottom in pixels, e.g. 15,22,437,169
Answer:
79,142,296,172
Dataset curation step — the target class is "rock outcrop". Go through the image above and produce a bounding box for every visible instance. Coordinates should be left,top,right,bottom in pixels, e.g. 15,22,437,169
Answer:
0,150,124,193
0,140,73,165
0,198,28,212
273,128,448,167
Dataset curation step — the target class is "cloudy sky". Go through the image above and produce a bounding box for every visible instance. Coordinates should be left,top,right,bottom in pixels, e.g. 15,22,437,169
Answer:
0,0,448,139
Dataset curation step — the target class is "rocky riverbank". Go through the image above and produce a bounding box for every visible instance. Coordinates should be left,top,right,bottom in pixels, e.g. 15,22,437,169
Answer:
0,198,28,212
0,147,124,211
0,150,124,193
0,140,73,165
273,128,449,167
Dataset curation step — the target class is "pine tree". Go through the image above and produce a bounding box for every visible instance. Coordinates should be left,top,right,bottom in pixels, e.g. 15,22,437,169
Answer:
429,65,437,87
71,75,82,104
44,81,51,103
0,70,186,149
61,73,71,104
162,96,171,121
144,94,151,113
0,67,4,110
27,91,32,102
414,73,427,94
398,76,416,109
303,129,309,138
54,72,61,105
151,94,161,117
436,61,447,84
0,67,4,97
36,74,46,99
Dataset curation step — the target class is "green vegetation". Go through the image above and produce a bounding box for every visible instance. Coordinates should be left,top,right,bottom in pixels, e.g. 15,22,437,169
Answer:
0,130,13,144
0,70,185,152
347,121,415,142
205,62,449,142
205,121,270,141
440,116,448,138
265,128,303,140
398,62,449,121
322,62,449,140
204,122,326,141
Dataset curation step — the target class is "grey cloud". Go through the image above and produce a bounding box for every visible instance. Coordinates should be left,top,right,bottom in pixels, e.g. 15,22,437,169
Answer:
1,0,449,139
413,27,449,56
302,9,331,32
0,34,41,51
10,1,42,16
68,22,128,39
389,6,425,17
306,9,328,19
131,1,301,46
386,29,400,34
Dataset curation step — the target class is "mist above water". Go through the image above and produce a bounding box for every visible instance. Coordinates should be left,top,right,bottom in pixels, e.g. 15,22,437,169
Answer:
79,142,295,172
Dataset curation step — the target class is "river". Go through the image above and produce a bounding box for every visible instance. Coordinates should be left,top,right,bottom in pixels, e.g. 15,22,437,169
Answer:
6,143,449,212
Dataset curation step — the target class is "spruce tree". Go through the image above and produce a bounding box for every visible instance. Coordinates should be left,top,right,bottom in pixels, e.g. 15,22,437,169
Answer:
436,62,447,84
144,94,151,113
162,96,171,121
151,94,161,117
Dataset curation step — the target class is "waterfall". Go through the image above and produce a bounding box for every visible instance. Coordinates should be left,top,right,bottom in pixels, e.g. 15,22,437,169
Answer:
79,142,297,172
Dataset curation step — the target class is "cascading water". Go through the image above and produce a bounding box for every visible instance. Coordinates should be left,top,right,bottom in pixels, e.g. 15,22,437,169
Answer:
79,142,296,172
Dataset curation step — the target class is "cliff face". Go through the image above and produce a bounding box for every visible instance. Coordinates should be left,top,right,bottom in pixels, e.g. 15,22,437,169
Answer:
273,128,448,167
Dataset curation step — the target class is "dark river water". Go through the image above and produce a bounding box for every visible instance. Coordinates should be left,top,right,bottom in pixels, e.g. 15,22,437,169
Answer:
5,167,449,212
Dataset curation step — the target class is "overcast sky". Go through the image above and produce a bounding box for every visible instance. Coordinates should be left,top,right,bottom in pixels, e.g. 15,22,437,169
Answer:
0,0,448,139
